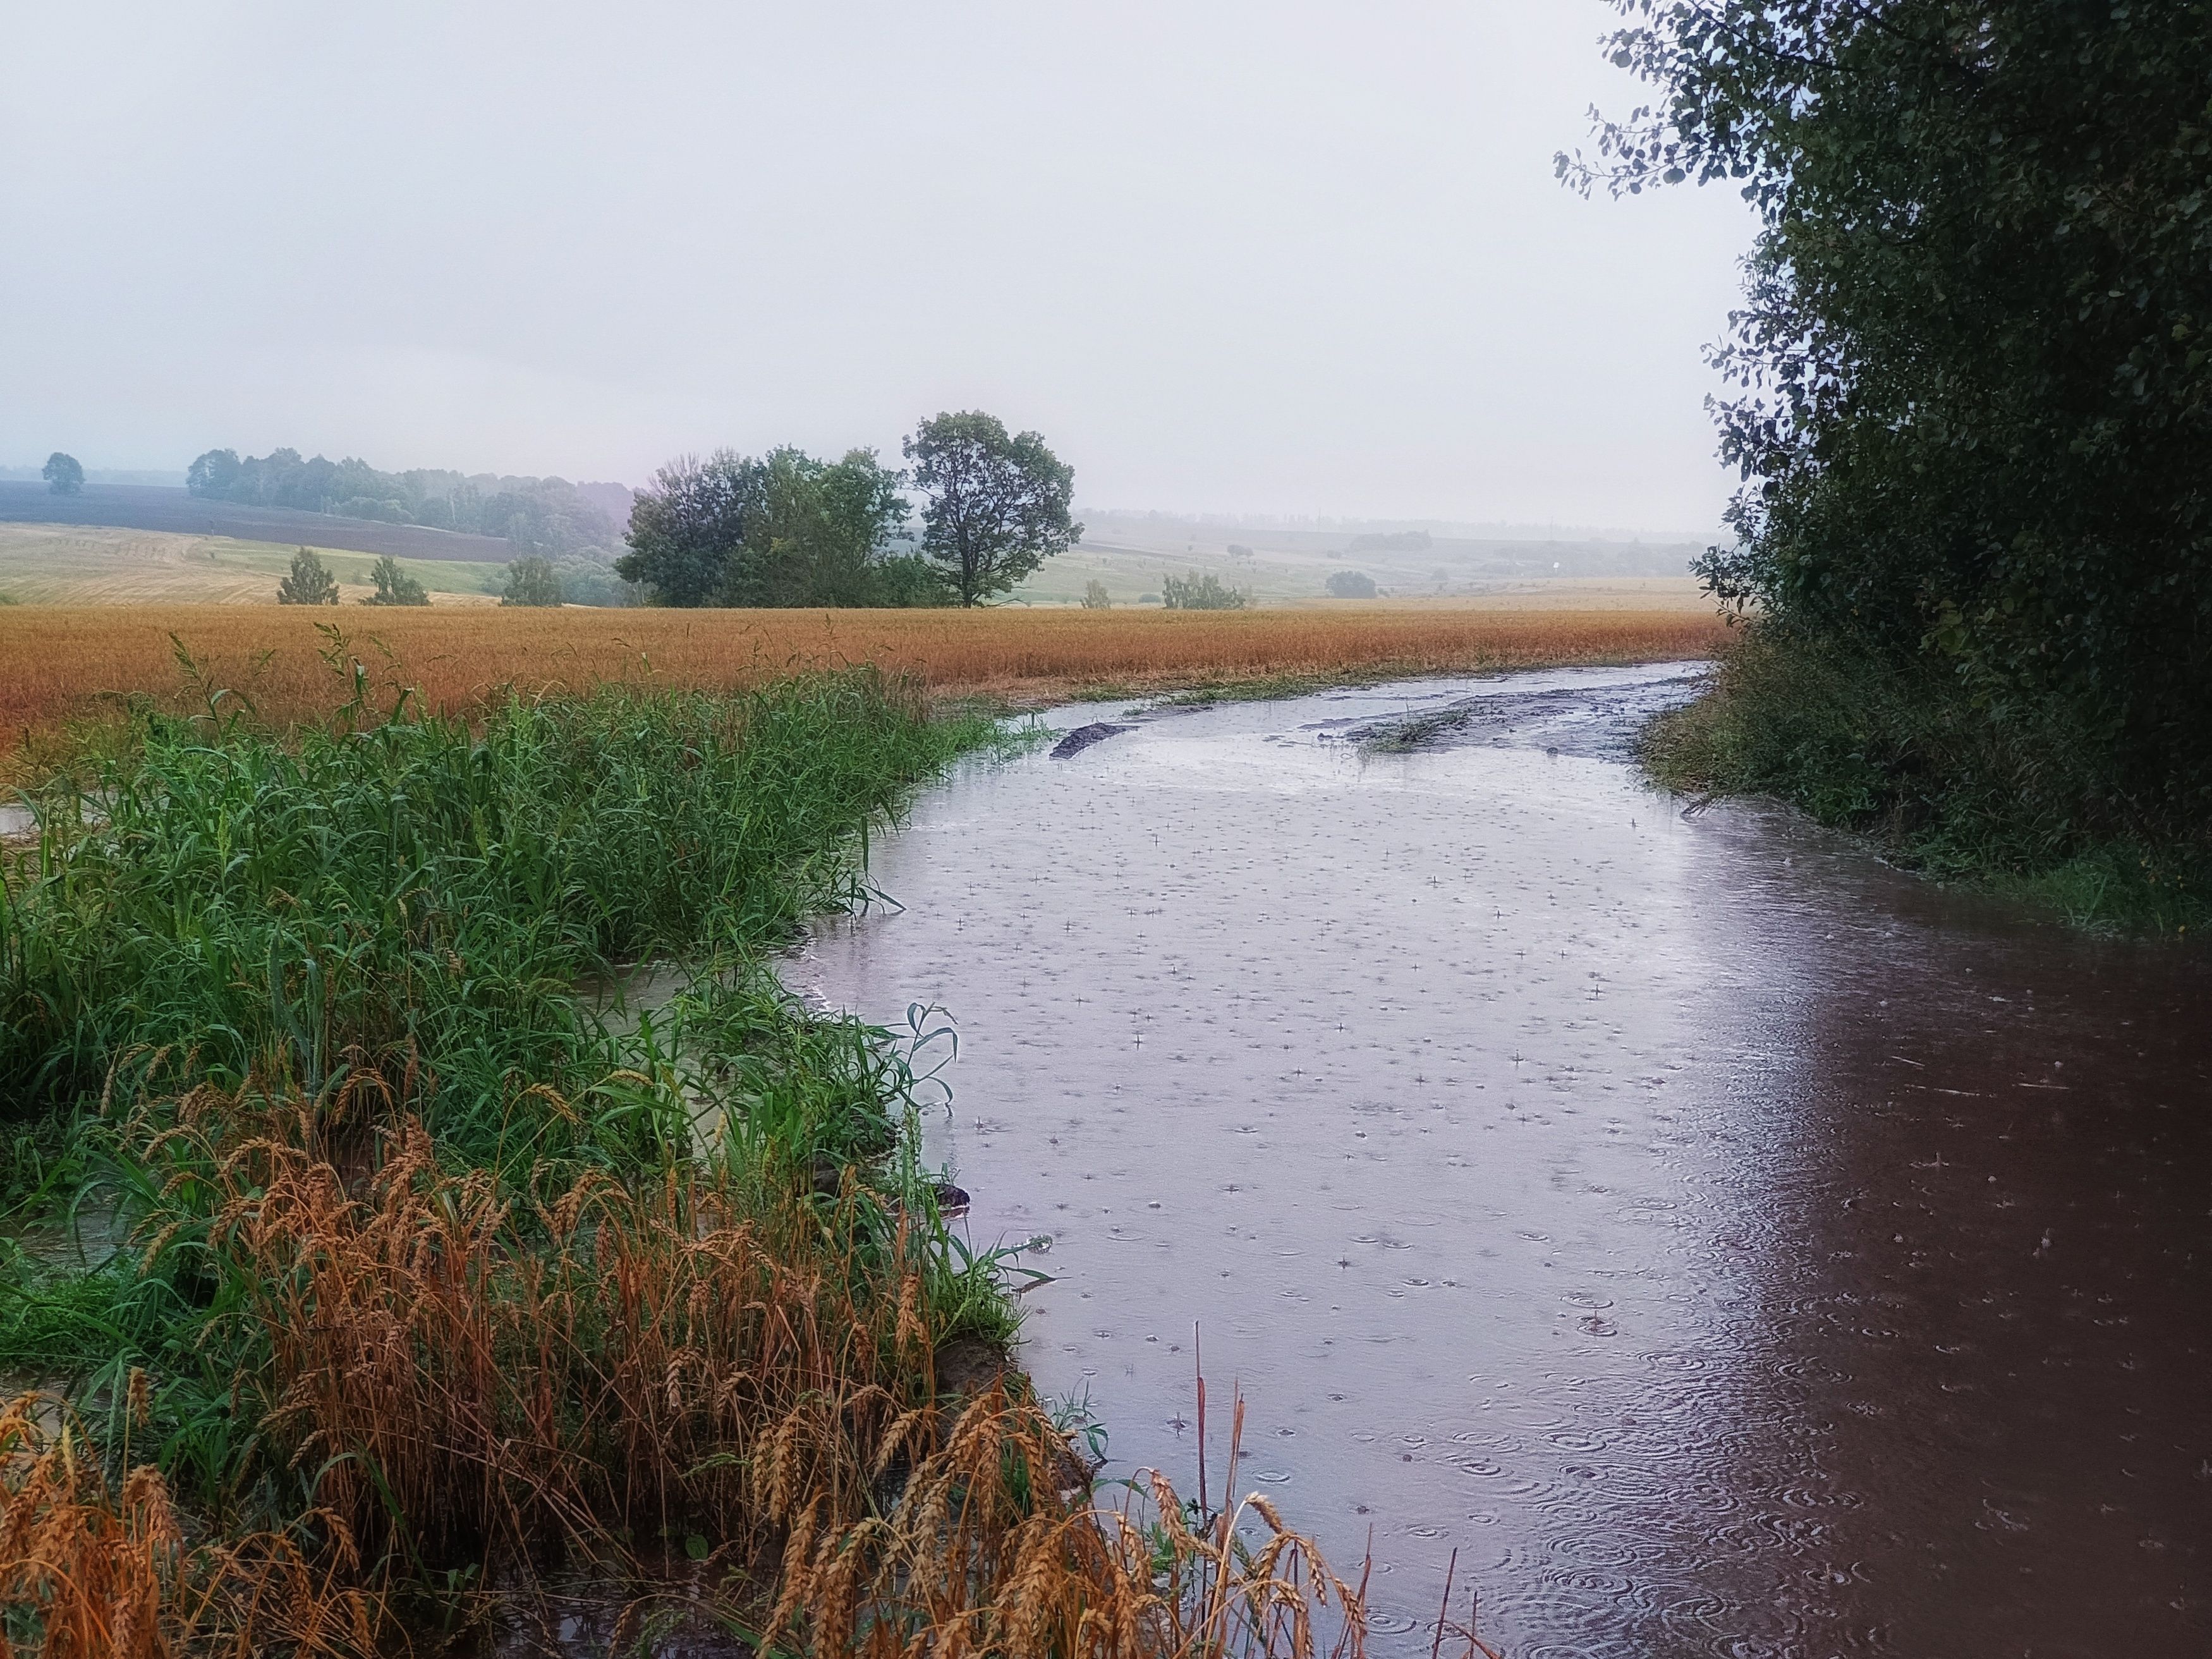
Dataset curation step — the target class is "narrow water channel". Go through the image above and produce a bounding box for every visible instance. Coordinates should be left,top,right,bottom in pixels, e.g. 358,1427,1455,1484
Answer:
789,665,2211,1659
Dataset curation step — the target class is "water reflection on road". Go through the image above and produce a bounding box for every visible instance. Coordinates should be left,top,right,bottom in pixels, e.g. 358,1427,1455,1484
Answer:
791,664,2211,1659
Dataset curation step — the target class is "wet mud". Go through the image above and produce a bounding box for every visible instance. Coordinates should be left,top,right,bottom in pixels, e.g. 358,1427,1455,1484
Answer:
1051,722,1137,759
791,664,2212,1658
1335,672,1705,761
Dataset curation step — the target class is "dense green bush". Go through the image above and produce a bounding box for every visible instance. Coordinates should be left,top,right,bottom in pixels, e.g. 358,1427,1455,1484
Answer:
499,554,564,606
618,447,954,608
1576,3,2212,920
1645,636,2206,929
1160,571,1249,611
362,553,429,605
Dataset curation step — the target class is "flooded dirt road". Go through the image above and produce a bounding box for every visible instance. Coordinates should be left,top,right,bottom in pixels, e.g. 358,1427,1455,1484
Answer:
791,664,2212,1658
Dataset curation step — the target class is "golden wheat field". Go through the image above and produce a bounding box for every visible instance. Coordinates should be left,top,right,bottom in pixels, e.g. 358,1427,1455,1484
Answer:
0,601,1726,758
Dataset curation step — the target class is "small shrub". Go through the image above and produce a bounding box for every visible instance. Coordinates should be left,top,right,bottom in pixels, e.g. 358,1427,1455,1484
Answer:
360,554,429,606
500,555,564,607
1160,571,1249,611
274,547,339,606
1325,571,1376,599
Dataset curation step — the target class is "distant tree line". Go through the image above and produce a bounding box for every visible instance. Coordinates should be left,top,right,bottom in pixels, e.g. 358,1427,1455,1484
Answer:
1348,530,1431,553
200,411,1081,614
616,412,1078,609
187,447,627,559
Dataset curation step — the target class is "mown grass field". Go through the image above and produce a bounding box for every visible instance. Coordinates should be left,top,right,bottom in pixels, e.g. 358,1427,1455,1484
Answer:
0,600,1726,763
0,522,507,606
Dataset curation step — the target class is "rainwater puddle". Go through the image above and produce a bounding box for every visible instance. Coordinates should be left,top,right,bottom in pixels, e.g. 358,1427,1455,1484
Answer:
793,664,2212,1658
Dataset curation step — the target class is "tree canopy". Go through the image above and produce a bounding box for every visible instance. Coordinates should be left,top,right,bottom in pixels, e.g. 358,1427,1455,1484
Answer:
276,547,340,606
616,453,750,606
616,447,947,608
42,453,83,495
501,556,566,607
1570,2,2212,857
904,413,1079,607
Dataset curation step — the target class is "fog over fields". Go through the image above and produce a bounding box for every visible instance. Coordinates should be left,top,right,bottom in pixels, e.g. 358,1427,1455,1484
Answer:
1,1,1753,531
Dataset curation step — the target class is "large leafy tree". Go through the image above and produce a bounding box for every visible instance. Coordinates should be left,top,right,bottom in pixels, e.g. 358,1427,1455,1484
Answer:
736,447,918,607
186,447,241,496
903,413,1079,607
42,453,83,495
616,452,753,605
1568,3,2212,846
619,447,946,607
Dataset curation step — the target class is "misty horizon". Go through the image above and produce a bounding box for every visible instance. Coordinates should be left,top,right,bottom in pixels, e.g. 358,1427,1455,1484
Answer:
0,463,1721,545
4,2,1754,532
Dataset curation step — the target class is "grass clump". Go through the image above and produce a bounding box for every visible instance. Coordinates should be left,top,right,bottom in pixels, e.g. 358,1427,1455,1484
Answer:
0,657,991,1158
1643,629,2209,933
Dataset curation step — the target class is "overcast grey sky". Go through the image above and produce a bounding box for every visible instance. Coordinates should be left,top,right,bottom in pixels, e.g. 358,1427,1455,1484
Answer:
1,2,1754,529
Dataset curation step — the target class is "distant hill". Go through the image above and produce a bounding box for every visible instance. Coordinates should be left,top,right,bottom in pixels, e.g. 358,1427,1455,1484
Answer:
0,483,521,563
1071,509,1711,580
1011,508,1713,605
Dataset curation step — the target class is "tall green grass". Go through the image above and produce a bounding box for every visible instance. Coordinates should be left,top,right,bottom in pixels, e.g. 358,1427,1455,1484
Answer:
0,663,1028,1557
1,664,1387,1657
1,665,995,1165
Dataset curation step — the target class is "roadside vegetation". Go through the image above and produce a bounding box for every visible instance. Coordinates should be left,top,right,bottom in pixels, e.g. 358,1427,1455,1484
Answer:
0,653,1378,1653
1575,5,2211,931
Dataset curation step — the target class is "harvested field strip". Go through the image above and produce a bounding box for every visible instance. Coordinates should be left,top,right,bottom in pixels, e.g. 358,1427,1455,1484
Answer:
0,521,507,608
0,604,1726,762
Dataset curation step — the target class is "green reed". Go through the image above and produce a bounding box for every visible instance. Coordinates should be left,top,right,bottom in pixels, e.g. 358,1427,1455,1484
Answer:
0,664,1034,1541
1,665,994,1169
